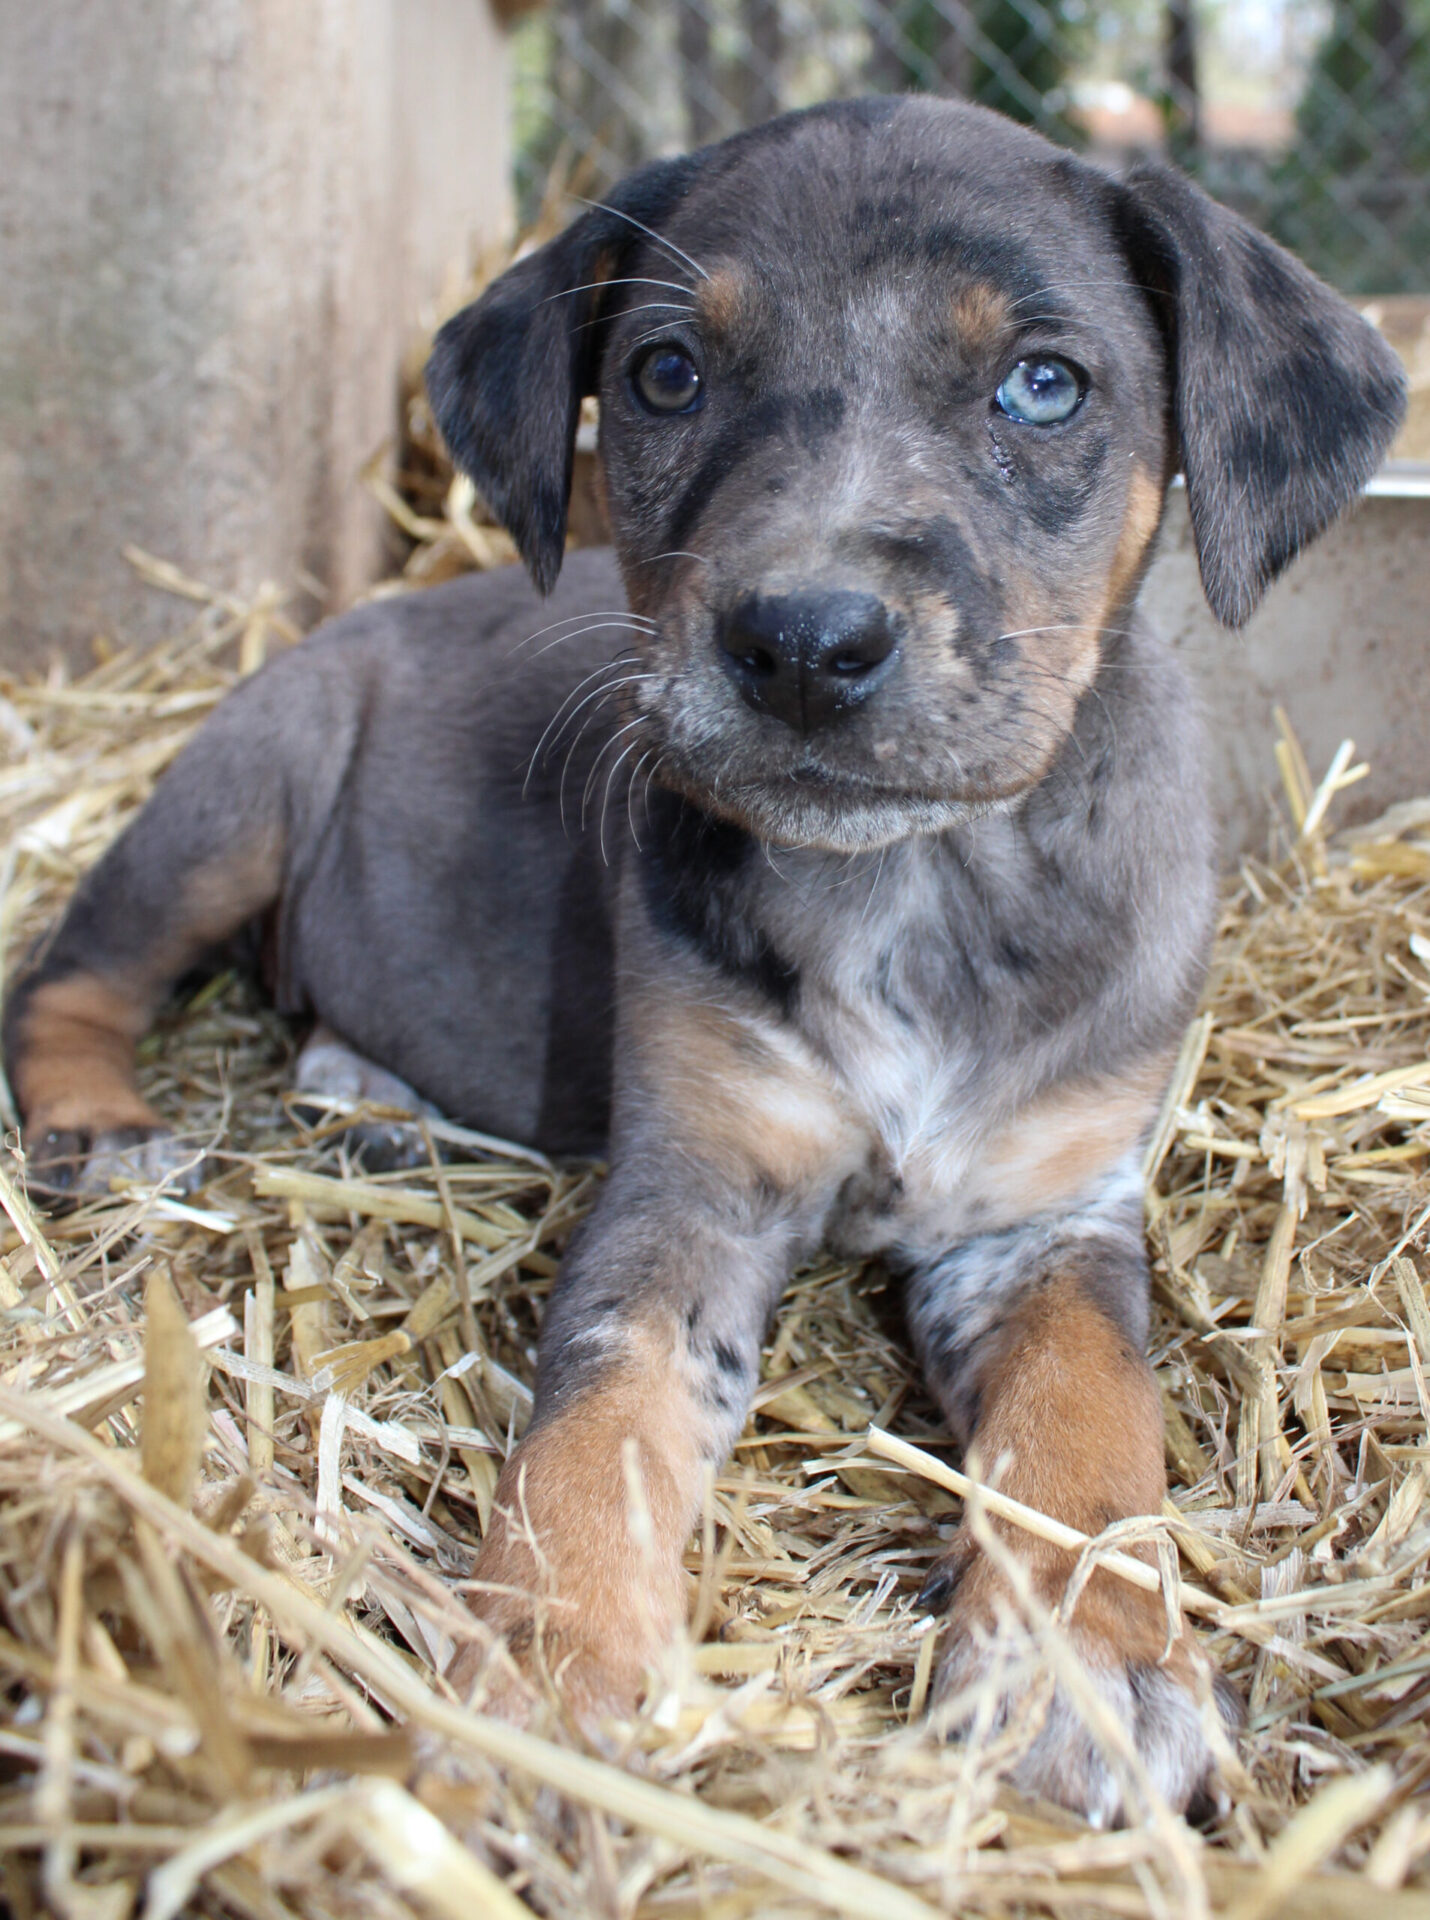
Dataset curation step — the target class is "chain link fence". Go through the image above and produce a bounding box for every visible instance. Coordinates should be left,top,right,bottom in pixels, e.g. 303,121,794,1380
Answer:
510,0,1430,293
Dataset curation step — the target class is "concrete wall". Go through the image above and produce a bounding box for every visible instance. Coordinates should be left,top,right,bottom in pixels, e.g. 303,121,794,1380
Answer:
1143,483,1430,857
0,1,509,672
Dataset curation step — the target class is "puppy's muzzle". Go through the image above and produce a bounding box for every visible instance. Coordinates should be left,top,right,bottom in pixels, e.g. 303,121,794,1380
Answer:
717,590,900,734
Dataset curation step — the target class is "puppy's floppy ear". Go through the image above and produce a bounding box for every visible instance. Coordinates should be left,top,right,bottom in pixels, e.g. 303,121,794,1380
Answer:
1115,163,1406,627
426,155,699,594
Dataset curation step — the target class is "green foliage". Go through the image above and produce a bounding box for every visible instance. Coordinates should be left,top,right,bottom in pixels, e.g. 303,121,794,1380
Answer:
1296,0,1430,171
1271,0,1430,291
888,0,1088,132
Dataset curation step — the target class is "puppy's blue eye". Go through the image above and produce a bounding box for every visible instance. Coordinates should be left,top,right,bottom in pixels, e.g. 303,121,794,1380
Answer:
632,346,702,415
995,358,1084,425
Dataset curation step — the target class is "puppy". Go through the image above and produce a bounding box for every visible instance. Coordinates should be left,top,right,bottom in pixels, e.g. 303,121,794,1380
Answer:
5,98,1404,1819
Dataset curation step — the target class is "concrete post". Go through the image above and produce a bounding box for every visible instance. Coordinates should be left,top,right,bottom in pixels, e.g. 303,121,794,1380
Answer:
1144,481,1430,855
0,1,510,672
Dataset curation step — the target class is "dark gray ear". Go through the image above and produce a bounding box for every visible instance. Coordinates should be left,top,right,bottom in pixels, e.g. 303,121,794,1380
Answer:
426,155,700,593
1115,162,1406,627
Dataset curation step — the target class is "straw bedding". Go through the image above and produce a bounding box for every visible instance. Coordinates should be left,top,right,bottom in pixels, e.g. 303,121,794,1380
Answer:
4,458,1430,1920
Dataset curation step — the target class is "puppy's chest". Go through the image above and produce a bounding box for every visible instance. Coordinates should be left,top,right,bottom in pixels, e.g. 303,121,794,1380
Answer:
796,964,1007,1256
749,852,1146,1260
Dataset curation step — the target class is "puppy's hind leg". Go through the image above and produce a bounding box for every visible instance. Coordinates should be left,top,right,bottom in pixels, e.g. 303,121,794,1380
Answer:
4,685,301,1196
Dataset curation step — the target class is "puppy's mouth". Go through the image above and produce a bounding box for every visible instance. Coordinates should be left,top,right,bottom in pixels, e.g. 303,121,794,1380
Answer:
651,742,1009,852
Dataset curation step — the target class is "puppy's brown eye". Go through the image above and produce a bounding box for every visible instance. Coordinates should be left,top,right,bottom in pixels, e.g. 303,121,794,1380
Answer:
632,346,702,415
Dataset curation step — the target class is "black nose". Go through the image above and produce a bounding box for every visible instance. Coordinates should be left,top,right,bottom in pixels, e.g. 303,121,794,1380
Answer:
717,591,899,733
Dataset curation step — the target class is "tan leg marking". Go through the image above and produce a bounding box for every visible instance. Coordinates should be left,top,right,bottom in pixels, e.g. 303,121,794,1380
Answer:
453,1329,706,1720
633,995,856,1193
9,974,160,1136
948,1274,1181,1671
930,1276,1228,1820
11,826,284,1140
177,830,285,957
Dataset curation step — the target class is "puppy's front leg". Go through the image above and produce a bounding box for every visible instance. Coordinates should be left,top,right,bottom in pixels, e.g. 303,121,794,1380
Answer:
452,1163,800,1722
907,1170,1235,1820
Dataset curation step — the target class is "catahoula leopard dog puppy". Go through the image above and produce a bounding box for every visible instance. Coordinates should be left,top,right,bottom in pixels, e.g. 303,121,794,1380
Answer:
6,98,1405,1817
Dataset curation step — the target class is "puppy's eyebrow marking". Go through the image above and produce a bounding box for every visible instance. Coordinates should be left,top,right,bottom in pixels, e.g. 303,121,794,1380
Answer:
950,283,1013,349
696,267,751,337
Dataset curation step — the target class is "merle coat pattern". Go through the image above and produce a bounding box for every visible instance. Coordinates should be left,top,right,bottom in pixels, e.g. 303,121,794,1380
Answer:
5,97,1405,1821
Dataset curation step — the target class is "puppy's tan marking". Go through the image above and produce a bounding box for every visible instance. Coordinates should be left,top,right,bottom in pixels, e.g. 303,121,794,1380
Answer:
900,587,966,689
1099,466,1164,626
950,282,1012,352
977,1056,1170,1221
8,827,284,1142
978,1275,1166,1535
178,831,285,956
455,1328,703,1717
635,995,854,1192
695,265,750,338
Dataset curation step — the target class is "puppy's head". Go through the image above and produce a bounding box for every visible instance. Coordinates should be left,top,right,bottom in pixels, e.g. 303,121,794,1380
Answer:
429,98,1405,852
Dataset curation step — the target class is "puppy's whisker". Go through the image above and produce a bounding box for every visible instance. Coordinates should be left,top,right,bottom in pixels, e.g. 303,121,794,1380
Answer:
625,748,655,854
526,652,637,763
525,658,643,793
819,848,875,892
997,695,1102,803
556,689,652,833
596,730,649,865
531,620,657,660
569,196,711,283
1004,278,1164,310
858,846,888,927
641,752,668,827
582,713,647,829
637,550,710,569
541,276,700,305
549,674,657,765
556,694,620,835
575,300,697,334
1014,656,1125,742
760,838,792,880
994,623,1111,643
627,321,698,352
511,609,655,653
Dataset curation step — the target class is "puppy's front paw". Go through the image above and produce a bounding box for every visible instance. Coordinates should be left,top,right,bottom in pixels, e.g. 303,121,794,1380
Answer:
445,1586,663,1734
924,1542,1239,1824
26,1124,209,1199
